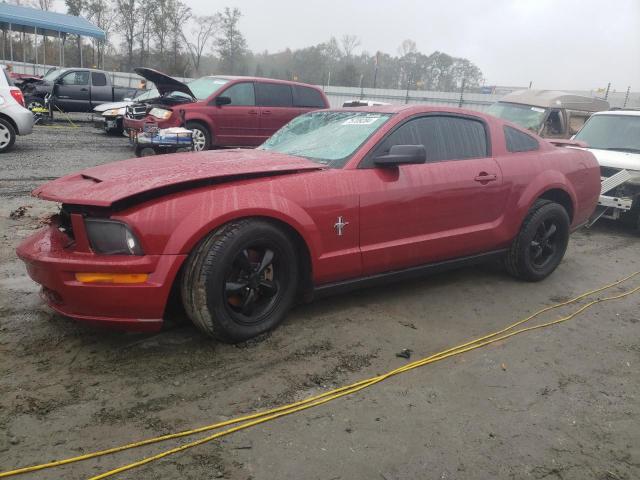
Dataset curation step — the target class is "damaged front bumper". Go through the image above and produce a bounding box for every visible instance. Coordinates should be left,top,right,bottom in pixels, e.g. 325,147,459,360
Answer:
16,223,186,332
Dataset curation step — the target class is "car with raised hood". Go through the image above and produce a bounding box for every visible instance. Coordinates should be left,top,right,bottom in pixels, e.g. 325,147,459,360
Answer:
94,89,160,135
572,109,640,230
124,68,330,151
16,105,601,342
488,90,609,139
0,65,33,153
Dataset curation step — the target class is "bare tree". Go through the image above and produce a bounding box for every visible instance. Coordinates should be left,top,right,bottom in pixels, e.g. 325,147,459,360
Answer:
215,7,247,74
183,15,219,74
398,39,417,57
151,0,172,65
137,0,152,66
169,0,191,73
37,0,56,10
114,0,138,71
84,0,113,67
340,34,360,57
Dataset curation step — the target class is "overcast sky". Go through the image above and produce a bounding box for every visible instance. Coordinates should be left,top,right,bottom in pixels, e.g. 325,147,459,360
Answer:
186,0,639,91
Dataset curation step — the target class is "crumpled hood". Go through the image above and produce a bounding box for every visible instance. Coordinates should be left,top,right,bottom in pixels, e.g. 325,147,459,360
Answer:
584,148,640,173
33,149,325,208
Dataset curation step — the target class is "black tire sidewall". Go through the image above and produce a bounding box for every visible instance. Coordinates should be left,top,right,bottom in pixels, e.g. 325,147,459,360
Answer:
0,118,16,153
200,222,298,342
516,203,570,281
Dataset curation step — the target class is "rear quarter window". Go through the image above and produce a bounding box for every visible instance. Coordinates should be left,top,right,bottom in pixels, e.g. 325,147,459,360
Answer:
292,86,326,108
91,72,107,86
255,83,293,107
504,126,539,153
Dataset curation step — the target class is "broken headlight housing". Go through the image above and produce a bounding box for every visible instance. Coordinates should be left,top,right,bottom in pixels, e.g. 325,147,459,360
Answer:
84,218,144,255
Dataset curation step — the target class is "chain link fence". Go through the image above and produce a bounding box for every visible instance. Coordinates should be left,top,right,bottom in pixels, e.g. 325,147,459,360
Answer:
4,60,638,111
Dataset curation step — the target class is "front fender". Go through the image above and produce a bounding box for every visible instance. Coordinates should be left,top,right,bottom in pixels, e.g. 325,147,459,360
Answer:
162,189,323,270
181,112,214,133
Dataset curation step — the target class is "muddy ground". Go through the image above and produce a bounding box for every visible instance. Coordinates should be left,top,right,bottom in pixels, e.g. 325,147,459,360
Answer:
0,123,639,480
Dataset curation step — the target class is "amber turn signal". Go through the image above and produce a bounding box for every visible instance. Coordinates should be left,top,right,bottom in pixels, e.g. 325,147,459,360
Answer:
75,273,149,284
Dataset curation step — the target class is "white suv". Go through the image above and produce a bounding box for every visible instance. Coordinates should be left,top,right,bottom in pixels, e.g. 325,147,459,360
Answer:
0,65,34,153
573,110,640,230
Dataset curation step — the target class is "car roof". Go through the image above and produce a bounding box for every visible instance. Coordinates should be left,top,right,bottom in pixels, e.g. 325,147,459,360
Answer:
207,75,324,90
498,89,609,111
329,104,493,118
591,110,640,117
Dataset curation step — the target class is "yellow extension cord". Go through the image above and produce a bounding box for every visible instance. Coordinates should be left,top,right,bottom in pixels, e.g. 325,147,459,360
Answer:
1,271,638,479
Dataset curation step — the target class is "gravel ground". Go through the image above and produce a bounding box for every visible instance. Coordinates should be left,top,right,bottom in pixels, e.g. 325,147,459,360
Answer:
0,124,639,480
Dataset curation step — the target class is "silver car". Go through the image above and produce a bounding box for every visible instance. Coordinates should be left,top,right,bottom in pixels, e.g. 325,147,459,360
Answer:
0,65,34,153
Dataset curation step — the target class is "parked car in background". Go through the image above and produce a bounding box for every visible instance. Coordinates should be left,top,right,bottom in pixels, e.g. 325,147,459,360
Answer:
342,99,390,107
124,68,329,151
488,90,609,138
0,65,33,153
17,105,600,341
21,67,140,113
573,109,640,230
94,88,159,135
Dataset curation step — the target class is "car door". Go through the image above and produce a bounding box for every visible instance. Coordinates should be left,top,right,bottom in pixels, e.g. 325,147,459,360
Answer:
357,114,509,275
210,82,261,146
54,70,90,112
89,71,112,108
255,82,298,139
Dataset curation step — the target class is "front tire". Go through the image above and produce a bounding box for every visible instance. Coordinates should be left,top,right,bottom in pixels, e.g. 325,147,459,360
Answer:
181,220,299,342
505,200,570,282
186,121,211,151
0,118,16,153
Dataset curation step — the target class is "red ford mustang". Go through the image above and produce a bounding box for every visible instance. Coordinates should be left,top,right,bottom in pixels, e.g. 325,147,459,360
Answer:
17,105,601,342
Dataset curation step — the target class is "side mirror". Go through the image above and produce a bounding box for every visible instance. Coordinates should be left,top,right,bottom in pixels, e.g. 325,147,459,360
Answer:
374,145,426,167
215,96,231,106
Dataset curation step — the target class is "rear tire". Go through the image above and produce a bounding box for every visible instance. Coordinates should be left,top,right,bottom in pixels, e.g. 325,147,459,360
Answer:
186,121,211,151
181,220,299,342
0,118,16,153
505,200,570,282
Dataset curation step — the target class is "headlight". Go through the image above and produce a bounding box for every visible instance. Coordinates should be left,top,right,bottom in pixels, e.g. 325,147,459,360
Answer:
148,108,173,120
84,218,144,255
103,108,125,117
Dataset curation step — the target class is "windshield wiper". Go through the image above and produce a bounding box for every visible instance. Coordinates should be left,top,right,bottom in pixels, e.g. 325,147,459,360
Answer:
600,147,640,153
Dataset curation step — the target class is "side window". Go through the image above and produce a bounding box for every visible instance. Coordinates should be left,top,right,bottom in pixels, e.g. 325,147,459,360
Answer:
374,115,488,163
91,72,107,87
255,83,293,107
221,82,255,106
504,126,539,153
541,109,566,137
292,86,326,108
568,110,589,135
60,71,89,86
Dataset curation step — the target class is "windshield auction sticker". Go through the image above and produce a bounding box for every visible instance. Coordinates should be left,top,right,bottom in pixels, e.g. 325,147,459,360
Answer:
342,115,382,125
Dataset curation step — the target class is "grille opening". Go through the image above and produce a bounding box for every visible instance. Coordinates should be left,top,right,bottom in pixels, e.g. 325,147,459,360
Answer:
57,205,75,240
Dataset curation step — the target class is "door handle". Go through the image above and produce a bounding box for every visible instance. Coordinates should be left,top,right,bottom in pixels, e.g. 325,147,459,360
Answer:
474,172,498,183
248,109,258,115
80,88,89,92
262,110,272,115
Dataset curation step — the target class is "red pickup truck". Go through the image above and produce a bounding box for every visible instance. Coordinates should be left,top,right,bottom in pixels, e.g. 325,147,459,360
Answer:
124,68,330,151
